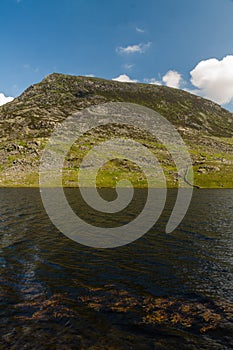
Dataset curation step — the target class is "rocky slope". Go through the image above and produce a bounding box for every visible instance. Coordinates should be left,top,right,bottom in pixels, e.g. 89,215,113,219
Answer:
0,73,233,187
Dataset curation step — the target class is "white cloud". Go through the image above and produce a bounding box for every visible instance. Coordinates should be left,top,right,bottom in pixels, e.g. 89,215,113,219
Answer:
122,63,134,70
112,69,183,91
111,55,233,108
0,93,14,106
143,70,183,88
112,74,137,83
116,42,151,54
190,55,233,104
162,70,182,89
144,78,161,85
136,27,145,33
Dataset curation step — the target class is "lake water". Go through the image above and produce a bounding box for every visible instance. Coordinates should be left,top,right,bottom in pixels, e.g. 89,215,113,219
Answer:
0,189,233,349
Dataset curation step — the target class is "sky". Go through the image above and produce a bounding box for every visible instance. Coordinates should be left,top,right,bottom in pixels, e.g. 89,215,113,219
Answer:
0,0,233,111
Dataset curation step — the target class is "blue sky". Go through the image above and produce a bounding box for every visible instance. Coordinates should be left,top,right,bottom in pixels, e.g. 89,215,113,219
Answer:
0,0,233,111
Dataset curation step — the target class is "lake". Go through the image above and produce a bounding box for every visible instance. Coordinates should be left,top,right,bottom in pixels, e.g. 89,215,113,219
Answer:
0,189,233,349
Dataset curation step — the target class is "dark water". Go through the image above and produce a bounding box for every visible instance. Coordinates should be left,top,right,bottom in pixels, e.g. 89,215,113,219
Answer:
0,189,233,349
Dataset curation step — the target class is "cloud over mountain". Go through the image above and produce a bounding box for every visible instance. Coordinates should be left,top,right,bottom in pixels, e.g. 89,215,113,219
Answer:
190,55,233,104
112,74,137,83
162,70,182,89
0,93,14,106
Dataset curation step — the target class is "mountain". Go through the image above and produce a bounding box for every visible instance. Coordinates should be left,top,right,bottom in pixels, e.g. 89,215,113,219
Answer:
0,73,233,187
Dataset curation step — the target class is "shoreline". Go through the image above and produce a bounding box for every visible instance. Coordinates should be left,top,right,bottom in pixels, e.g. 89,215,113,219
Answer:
1,185,233,189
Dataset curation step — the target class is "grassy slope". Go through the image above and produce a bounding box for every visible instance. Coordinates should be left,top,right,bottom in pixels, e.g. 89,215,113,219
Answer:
0,73,233,188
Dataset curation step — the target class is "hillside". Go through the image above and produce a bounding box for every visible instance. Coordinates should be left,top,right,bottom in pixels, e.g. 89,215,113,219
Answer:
0,73,233,187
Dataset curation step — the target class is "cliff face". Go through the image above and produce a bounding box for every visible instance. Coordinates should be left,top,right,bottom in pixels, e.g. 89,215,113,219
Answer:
0,73,233,187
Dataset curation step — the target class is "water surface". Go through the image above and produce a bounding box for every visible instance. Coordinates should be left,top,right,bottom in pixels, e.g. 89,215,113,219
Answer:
0,189,233,349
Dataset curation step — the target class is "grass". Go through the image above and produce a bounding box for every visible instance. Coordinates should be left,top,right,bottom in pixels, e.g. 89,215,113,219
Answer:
0,127,233,188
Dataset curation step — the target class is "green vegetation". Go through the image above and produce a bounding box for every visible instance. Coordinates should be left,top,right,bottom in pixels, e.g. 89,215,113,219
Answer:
0,73,232,188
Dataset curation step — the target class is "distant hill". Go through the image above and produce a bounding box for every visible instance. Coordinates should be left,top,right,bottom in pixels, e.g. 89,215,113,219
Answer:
0,73,233,187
